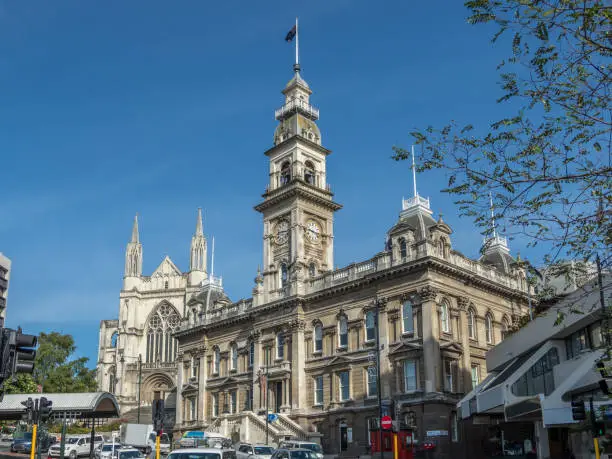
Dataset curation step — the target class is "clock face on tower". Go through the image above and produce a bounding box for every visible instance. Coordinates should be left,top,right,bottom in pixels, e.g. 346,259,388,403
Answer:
306,220,321,242
275,220,289,245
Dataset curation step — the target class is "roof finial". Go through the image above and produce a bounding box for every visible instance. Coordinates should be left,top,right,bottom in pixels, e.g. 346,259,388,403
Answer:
210,236,215,279
489,192,497,238
131,214,140,243
195,208,204,236
411,145,418,199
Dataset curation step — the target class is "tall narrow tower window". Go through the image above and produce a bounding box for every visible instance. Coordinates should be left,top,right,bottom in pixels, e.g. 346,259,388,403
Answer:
280,263,288,288
304,161,315,185
309,262,316,277
280,162,291,185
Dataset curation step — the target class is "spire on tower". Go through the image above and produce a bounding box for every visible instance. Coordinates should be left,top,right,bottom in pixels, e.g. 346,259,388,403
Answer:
489,192,497,238
131,214,140,243
482,192,509,253
411,145,418,199
195,207,204,236
125,214,143,279
189,208,207,278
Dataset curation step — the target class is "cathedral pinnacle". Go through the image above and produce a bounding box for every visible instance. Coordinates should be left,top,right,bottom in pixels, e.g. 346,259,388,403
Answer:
131,214,140,243
195,208,204,237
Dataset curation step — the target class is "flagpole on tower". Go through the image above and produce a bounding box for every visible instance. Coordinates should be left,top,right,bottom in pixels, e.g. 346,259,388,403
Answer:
295,17,299,70
411,145,418,199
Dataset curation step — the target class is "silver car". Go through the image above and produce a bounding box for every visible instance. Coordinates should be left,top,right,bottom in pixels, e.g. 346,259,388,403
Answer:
236,444,275,459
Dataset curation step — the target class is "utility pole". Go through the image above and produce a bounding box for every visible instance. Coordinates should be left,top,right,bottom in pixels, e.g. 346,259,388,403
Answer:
374,297,384,459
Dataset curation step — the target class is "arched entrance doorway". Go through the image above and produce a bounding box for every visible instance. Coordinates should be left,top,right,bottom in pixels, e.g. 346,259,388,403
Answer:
142,373,175,404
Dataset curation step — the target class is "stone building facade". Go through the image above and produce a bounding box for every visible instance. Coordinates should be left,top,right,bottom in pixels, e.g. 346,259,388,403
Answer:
97,209,223,422
169,67,530,457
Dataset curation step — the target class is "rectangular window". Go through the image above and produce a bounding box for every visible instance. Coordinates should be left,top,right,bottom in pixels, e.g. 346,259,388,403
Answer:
191,358,199,378
366,312,376,342
189,398,196,421
367,367,377,397
403,360,417,392
277,334,285,360
402,302,414,334
471,365,480,389
314,376,324,405
230,390,237,414
249,341,255,367
212,393,218,417
444,360,458,393
339,371,350,401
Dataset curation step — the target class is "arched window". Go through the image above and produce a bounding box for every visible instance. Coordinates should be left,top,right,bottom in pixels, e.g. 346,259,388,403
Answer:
402,301,413,334
276,333,285,360
145,302,180,364
338,316,348,348
110,332,118,348
248,340,255,368
314,323,323,353
485,313,494,344
280,263,288,288
280,161,291,185
399,238,407,259
304,161,315,185
230,343,238,371
438,239,445,257
468,309,476,340
108,368,116,394
440,301,450,333
309,262,317,277
213,347,220,374
501,317,510,340
365,310,376,342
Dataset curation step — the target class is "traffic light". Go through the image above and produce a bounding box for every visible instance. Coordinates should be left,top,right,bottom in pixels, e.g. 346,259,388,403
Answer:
39,397,52,423
572,400,586,421
21,397,34,424
596,361,610,395
13,329,37,374
594,420,606,437
152,399,165,433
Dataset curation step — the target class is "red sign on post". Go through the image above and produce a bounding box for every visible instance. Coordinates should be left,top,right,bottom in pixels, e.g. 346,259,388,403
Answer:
381,415,392,430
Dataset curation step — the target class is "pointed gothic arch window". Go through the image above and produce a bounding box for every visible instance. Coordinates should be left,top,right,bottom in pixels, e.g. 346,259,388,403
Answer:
468,308,476,340
110,332,118,348
399,238,407,260
280,161,291,185
304,161,315,185
485,313,494,344
145,302,180,364
501,316,510,340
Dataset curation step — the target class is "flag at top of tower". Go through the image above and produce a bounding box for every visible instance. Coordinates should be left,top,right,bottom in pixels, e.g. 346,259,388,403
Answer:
285,24,297,42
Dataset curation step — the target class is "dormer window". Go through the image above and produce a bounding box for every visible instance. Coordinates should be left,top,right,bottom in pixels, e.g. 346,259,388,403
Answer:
304,161,315,185
280,162,291,185
399,238,407,259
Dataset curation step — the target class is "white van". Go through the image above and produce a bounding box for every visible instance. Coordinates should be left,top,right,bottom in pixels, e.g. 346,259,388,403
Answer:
48,434,105,458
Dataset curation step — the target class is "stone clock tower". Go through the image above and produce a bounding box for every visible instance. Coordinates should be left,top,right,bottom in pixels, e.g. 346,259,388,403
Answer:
254,64,342,301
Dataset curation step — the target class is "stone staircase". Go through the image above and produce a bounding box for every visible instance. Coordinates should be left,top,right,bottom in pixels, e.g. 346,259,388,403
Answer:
204,412,308,446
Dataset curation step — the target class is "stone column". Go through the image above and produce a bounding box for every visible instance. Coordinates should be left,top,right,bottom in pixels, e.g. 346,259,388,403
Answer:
420,286,440,393
376,298,391,398
251,331,262,411
457,297,472,391
290,319,306,411
175,352,184,427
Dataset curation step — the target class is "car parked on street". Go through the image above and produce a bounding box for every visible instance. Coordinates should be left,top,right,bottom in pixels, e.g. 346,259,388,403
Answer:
48,434,105,458
236,444,275,459
270,448,317,459
167,448,236,459
277,442,323,459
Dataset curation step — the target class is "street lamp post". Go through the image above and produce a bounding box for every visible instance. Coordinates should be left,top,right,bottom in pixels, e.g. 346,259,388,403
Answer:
374,297,385,459
137,354,142,424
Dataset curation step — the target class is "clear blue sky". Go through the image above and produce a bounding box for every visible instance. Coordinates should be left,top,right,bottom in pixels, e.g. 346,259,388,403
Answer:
0,1,536,366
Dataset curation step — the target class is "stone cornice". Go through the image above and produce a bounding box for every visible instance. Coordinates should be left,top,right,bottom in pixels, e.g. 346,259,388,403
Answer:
254,183,342,213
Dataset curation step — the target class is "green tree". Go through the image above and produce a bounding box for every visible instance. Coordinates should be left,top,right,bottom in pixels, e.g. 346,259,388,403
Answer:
3,332,97,394
393,0,611,274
